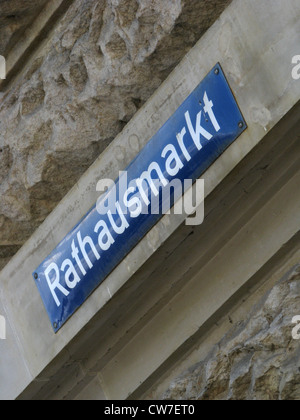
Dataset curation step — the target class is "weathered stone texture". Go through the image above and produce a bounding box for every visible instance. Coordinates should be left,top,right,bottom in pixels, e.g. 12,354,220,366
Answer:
0,0,48,56
0,0,231,270
162,265,300,400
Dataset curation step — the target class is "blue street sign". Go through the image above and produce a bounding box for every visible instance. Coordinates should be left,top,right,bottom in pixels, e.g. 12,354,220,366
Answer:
33,63,247,332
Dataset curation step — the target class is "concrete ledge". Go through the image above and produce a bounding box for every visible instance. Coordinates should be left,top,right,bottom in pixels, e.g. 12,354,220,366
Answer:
19,102,300,400
0,0,300,399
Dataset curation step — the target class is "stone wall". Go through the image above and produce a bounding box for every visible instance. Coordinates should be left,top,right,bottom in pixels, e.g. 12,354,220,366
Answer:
0,0,231,271
162,264,300,400
0,0,48,56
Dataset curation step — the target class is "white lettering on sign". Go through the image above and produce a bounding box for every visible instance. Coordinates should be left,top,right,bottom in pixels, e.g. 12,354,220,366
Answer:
44,91,219,308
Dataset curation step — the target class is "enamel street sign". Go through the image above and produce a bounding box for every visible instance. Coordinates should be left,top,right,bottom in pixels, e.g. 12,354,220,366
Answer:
33,64,247,332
